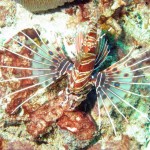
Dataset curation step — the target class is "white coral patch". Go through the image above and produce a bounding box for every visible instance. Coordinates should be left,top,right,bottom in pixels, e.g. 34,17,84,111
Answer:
66,127,77,132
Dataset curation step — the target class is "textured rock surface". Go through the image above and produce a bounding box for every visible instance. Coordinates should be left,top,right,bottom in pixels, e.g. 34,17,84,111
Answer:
15,0,74,12
0,0,16,27
0,0,150,150
57,111,96,140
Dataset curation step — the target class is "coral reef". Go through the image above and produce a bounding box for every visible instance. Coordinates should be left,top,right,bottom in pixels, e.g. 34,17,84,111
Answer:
121,1,150,47
57,111,96,140
0,0,150,150
15,0,75,12
26,94,70,137
0,137,4,150
4,141,34,150
0,29,41,114
0,136,38,150
0,0,16,27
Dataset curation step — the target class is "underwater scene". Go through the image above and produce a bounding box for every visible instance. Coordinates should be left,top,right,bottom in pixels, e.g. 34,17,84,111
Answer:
0,0,150,149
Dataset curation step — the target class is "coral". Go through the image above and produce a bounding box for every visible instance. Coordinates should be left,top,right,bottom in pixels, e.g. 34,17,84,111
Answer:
98,0,126,17
57,129,91,150
0,0,150,149
0,29,39,114
66,3,91,28
104,135,130,150
87,143,101,150
0,47,36,114
98,16,122,39
0,137,4,150
121,1,150,46
57,111,96,140
66,1,123,38
0,138,34,150
0,0,16,27
15,0,74,12
76,4,90,22
6,141,34,150
87,135,143,150
27,94,71,137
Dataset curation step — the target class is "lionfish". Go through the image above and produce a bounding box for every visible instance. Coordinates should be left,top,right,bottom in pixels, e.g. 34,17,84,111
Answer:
0,17,150,136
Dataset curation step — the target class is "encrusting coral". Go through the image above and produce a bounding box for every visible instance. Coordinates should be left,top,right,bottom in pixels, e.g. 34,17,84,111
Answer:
57,111,96,140
0,0,16,27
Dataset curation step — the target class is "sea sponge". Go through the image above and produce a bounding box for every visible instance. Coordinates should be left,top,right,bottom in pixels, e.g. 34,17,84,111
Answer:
15,0,74,12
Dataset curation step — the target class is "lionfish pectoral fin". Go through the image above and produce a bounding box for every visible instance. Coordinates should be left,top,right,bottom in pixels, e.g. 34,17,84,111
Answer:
94,48,150,133
94,73,118,135
0,28,73,114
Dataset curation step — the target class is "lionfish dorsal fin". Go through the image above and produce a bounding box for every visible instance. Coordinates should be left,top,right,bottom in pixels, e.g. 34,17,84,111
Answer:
75,32,84,54
94,36,110,71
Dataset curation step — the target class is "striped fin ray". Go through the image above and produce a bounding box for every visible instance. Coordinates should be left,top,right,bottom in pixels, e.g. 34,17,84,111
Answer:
0,28,73,114
94,36,110,71
94,48,150,134
75,32,84,55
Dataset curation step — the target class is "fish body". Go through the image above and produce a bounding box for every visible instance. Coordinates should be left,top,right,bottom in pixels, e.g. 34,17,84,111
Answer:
0,18,150,137
66,19,110,107
67,20,98,106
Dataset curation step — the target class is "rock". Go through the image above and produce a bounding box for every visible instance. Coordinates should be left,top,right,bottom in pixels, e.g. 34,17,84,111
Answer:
0,0,16,27
15,0,75,12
